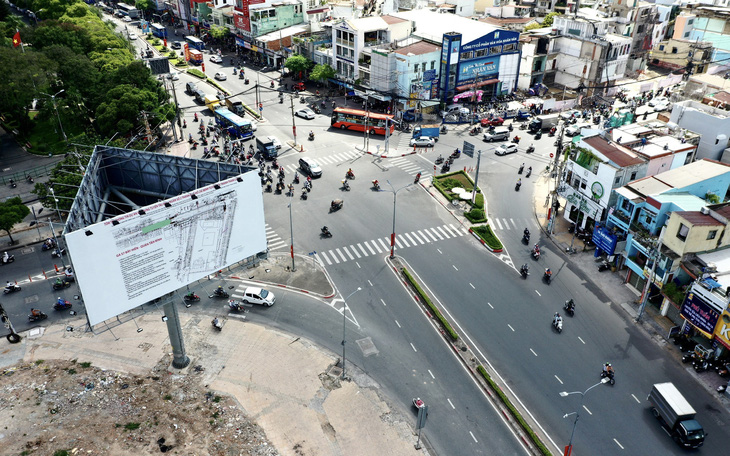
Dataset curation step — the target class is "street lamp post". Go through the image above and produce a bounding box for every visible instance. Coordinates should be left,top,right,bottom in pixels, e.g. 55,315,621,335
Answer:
559,378,609,456
40,90,67,142
384,180,414,259
288,193,295,272
341,287,362,380
48,187,67,269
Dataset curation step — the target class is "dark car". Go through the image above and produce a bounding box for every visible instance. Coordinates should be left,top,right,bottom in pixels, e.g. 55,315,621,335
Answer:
171,41,182,50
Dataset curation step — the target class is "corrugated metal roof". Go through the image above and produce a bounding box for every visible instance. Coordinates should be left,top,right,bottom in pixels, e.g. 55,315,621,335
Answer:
394,40,441,56
676,211,723,226
583,136,645,168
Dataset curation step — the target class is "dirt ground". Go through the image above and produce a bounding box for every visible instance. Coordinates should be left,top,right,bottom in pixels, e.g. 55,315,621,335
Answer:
0,358,279,456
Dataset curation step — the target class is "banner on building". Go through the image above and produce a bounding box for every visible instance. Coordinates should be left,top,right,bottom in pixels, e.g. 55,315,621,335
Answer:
681,290,721,336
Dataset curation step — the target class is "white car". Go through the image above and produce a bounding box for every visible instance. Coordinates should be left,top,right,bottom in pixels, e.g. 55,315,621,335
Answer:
250,120,258,131
122,15,132,22
214,72,227,81
409,136,435,147
295,108,315,120
210,55,223,63
495,143,519,156
559,110,581,121
128,32,137,40
648,96,669,107
241,287,275,307
166,70,180,81
652,100,671,112
565,123,591,137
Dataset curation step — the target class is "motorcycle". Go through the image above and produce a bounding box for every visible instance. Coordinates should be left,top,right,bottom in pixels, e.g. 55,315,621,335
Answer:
52,279,71,291
413,397,425,410
345,170,355,180
28,311,48,322
598,259,611,272
26,175,34,183
552,316,563,333
53,300,72,311
42,239,57,251
1,254,15,265
515,181,521,191
534,131,543,140
435,156,444,165
522,232,530,244
212,317,223,331
308,132,315,141
239,72,244,79
526,145,535,154
301,189,308,200
520,264,529,278
451,149,461,159
341,179,350,191
543,269,552,284
440,163,451,173
321,226,332,238
600,369,616,385
532,249,540,260
512,136,520,144
330,199,343,212
693,358,709,373
518,164,524,174
440,125,447,134
3,284,21,294
414,173,421,184
469,128,480,136
227,299,246,312
211,287,230,299
184,293,201,303
372,180,381,191
564,299,575,316
525,167,532,178
508,124,514,132
9,179,16,188
299,96,305,103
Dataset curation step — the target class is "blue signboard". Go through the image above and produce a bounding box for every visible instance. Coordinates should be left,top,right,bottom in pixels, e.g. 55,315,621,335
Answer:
423,69,437,82
460,30,519,53
592,225,618,255
680,291,720,335
458,56,500,83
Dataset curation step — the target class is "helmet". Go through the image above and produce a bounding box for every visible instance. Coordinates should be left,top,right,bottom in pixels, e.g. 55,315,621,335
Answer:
57,297,61,300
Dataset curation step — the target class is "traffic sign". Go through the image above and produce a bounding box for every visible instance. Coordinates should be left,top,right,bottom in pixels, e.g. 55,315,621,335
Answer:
550,153,554,158
463,141,475,158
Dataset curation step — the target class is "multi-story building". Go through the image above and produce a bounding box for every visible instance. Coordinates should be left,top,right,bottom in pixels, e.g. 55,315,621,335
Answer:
650,38,713,74
669,100,730,161
596,0,660,75
517,30,555,91
673,5,730,65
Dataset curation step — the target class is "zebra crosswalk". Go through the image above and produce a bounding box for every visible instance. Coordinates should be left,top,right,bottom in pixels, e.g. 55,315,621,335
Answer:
281,150,361,175
388,157,431,178
316,223,468,266
490,217,536,232
266,224,287,250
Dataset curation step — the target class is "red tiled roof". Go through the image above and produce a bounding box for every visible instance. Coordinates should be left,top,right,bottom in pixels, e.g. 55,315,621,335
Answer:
382,15,408,24
394,41,441,56
480,17,535,25
676,211,723,226
713,204,730,219
583,136,645,168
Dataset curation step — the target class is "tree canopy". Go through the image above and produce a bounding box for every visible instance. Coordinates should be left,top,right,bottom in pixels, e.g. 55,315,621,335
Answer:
285,54,311,76
310,64,336,83
0,198,30,245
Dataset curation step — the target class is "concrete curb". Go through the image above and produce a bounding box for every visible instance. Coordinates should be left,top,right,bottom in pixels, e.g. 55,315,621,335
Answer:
468,228,503,253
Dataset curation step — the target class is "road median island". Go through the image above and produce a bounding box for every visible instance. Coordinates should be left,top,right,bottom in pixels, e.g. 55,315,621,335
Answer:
396,259,552,456
470,224,503,252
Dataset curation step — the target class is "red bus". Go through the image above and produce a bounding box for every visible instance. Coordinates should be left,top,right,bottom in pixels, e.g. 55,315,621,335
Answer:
331,108,395,135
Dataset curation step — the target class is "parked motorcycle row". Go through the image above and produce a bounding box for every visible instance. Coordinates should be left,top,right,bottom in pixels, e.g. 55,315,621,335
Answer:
676,334,730,383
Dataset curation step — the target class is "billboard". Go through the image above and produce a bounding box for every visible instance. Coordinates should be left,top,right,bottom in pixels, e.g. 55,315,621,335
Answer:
458,56,500,84
65,173,267,326
680,288,721,336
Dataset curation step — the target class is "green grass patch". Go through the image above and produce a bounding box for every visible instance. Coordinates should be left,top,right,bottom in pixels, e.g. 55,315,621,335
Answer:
471,225,503,250
465,208,487,223
53,450,70,456
187,68,206,79
401,268,458,341
79,362,92,368
124,422,141,431
477,366,552,455
432,170,484,210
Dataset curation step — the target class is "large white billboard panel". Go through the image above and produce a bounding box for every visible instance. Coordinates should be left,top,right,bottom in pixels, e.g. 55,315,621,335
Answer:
65,173,266,326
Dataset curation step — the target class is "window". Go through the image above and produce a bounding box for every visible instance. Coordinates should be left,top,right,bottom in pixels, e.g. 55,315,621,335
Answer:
475,49,487,58
684,32,690,38
460,51,472,60
503,43,516,52
707,230,717,240
672,47,678,54
677,223,689,242
430,61,435,70
489,45,502,54
688,19,694,25
422,62,426,72
615,176,621,185
659,45,665,51
630,171,637,181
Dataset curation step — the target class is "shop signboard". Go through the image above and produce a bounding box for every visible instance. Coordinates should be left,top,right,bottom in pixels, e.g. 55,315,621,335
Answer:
458,56,500,84
681,288,721,336
423,69,436,82
592,225,618,255
714,311,730,350
460,30,519,53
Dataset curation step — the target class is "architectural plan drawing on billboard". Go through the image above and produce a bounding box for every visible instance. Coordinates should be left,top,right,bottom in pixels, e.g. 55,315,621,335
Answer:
65,173,266,326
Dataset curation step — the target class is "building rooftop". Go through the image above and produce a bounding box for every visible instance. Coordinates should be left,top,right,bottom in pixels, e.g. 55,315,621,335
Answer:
652,193,708,211
627,175,674,197
653,159,730,190
392,10,501,45
675,211,724,226
480,16,536,26
340,16,391,32
703,90,730,107
583,136,645,168
381,15,408,25
394,40,441,56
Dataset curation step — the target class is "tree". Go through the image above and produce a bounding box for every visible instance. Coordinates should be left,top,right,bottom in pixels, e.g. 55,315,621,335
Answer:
209,25,229,40
285,54,311,79
310,64,336,83
542,12,560,28
0,198,30,245
524,22,543,32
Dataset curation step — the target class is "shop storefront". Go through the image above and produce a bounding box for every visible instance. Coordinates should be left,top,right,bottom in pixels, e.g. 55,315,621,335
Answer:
680,281,725,356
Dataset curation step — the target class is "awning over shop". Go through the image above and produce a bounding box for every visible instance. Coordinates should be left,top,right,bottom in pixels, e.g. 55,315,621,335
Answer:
307,7,329,14
455,78,499,91
615,186,643,203
353,90,391,101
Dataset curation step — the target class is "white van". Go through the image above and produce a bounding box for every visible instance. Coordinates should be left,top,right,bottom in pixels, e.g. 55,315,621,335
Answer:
440,105,470,118
483,127,510,142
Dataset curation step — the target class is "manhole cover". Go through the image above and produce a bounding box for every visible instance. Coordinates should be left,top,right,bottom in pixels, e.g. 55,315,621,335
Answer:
327,365,343,378
355,337,378,357
24,295,40,304
21,247,34,254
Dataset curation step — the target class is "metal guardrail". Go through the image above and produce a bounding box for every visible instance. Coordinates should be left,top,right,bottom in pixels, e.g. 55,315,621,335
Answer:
0,163,57,185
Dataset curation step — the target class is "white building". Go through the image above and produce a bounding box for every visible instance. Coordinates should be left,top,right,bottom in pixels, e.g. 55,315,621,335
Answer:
670,100,730,161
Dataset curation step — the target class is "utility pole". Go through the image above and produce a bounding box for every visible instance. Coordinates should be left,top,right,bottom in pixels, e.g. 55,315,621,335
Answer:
548,125,565,236
471,150,482,204
290,94,297,146
637,226,665,322
169,77,180,143
363,95,370,151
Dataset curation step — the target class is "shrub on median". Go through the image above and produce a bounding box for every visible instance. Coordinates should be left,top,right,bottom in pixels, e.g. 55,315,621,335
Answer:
401,268,458,342
465,208,486,223
476,366,552,455
471,225,503,251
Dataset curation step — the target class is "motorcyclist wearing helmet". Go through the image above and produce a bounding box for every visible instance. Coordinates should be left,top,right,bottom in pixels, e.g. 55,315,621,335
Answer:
553,312,562,326
57,297,65,306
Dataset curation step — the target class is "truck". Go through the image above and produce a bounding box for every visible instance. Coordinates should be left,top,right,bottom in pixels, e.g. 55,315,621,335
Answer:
256,136,278,159
226,97,245,117
528,113,560,133
648,382,705,449
205,94,222,112
412,124,440,141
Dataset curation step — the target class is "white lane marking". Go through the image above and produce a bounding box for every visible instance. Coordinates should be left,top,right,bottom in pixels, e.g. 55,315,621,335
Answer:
555,375,563,385
511,218,519,229
487,302,494,309
507,324,515,332
613,439,624,450
437,248,443,254
404,232,417,245
578,336,586,344
342,246,355,260
428,370,435,379
469,431,478,443
395,320,401,328
583,405,593,415
530,348,538,357
430,227,445,240
367,280,373,286
357,243,369,256
319,251,332,265
494,218,503,230
442,224,457,237
424,229,439,242
436,226,450,238
411,231,426,244
395,237,406,248
452,265,458,271
447,398,455,409
417,230,432,243
365,240,379,254
349,245,361,258
469,283,475,289
502,219,510,230
329,251,341,264
410,343,417,352
535,290,541,296
355,262,361,269
380,299,387,307
377,238,390,251
448,223,464,235
631,394,640,404
335,248,347,262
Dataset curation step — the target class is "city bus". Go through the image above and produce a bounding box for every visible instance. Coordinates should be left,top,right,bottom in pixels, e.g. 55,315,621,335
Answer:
185,36,205,51
331,107,395,135
214,108,254,140
116,2,139,19
150,23,167,39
